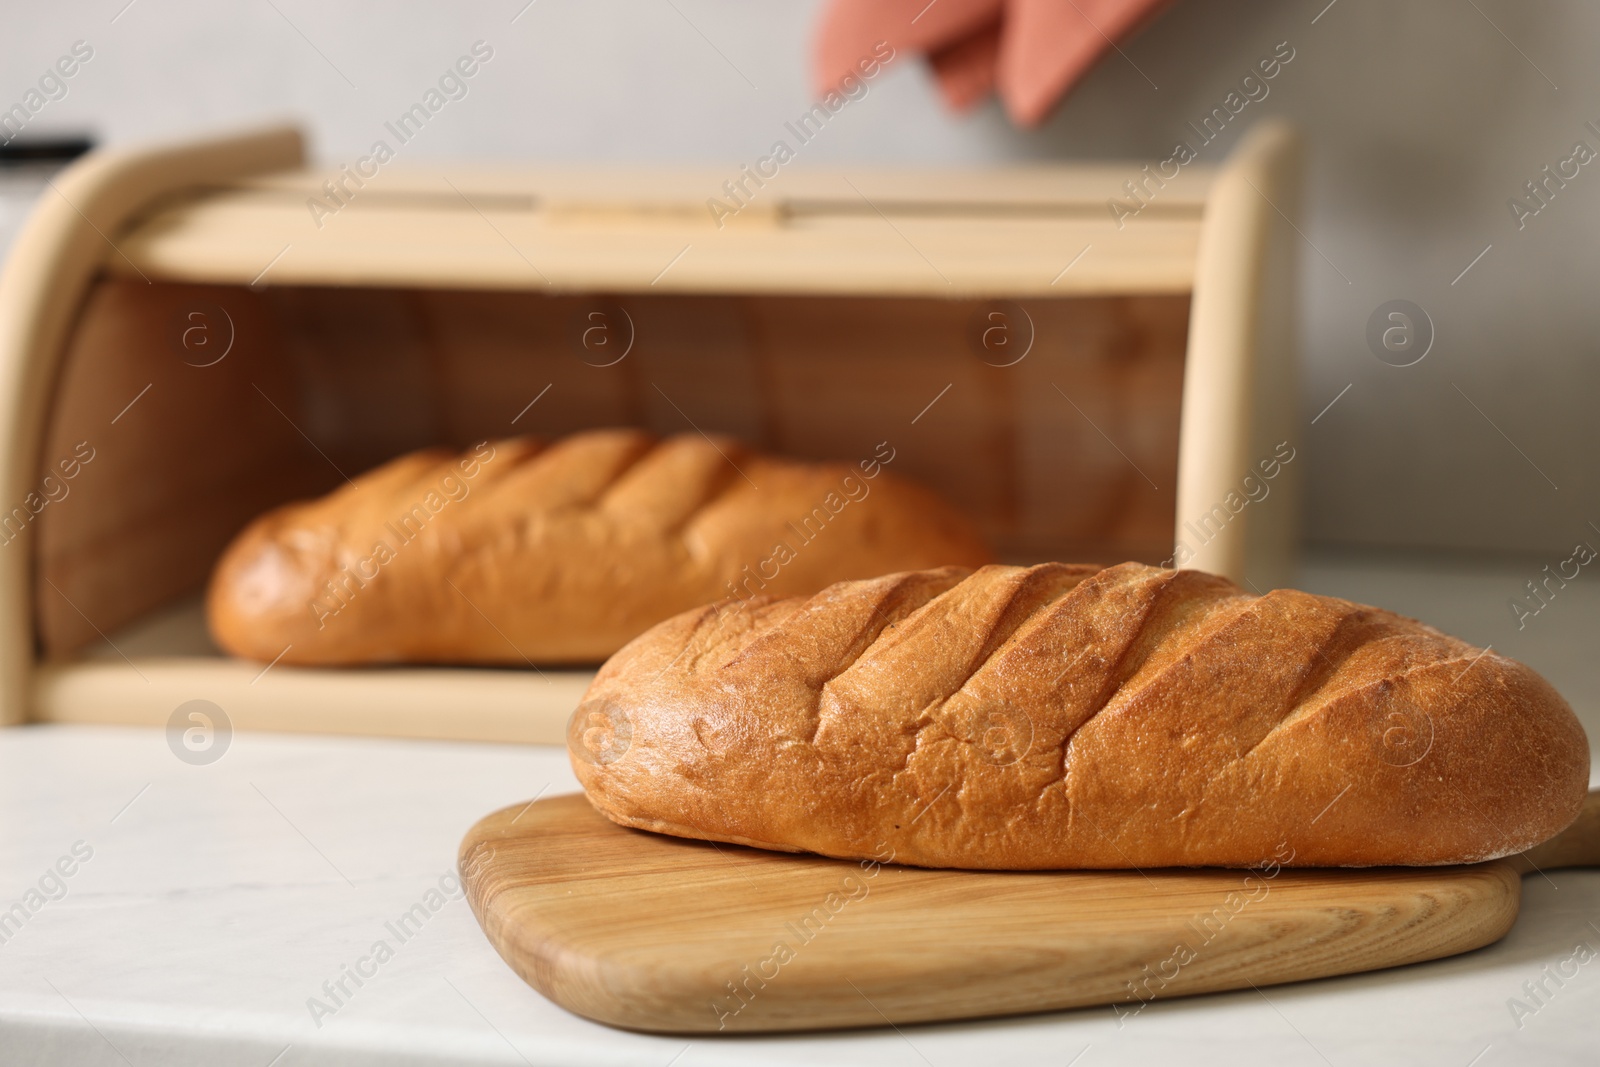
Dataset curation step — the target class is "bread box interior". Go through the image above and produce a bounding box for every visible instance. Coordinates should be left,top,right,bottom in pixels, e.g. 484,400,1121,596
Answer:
0,123,1300,742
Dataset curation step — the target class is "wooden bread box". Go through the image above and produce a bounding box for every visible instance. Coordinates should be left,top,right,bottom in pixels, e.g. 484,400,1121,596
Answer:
0,121,1301,743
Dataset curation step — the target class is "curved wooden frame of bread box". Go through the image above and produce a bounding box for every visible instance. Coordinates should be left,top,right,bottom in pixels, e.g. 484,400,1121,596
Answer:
0,121,1302,742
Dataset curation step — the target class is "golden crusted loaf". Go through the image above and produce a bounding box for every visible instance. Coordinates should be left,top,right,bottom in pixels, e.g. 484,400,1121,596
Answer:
207,430,991,665
570,562,1590,868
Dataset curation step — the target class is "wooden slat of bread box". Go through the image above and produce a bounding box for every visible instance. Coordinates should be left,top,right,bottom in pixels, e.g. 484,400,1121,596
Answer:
231,163,1215,211
110,166,1207,297
33,661,587,744
32,596,585,743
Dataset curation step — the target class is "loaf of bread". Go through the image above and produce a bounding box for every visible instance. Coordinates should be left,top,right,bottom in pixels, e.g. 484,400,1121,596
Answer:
207,430,991,665
570,562,1590,868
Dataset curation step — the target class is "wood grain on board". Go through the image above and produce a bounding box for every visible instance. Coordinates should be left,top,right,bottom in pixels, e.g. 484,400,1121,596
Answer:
460,794,1542,1034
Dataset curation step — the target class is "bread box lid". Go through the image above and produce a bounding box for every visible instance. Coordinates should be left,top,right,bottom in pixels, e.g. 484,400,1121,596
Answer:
113,163,1213,296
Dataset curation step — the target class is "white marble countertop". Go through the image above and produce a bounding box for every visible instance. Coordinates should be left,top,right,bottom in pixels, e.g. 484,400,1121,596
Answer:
2,552,1598,1066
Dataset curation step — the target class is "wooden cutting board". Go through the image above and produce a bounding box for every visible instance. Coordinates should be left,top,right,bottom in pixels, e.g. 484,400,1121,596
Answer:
459,792,1599,1034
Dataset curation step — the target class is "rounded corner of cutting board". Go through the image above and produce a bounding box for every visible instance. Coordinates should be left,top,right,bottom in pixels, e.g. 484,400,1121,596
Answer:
457,796,1526,1034
459,794,708,1033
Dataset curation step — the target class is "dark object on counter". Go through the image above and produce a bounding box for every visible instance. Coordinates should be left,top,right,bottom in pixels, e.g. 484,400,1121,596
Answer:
0,136,93,166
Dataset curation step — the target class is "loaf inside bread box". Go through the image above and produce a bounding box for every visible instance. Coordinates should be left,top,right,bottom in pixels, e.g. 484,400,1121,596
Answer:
36,281,1185,649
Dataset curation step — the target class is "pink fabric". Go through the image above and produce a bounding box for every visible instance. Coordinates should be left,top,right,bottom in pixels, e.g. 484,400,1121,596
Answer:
813,0,1173,126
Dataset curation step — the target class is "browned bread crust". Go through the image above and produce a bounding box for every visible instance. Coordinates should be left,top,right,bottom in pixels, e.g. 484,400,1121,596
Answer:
570,562,1590,868
207,430,991,665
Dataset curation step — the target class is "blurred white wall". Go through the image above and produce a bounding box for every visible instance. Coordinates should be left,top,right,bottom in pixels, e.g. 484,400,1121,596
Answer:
3,0,1596,556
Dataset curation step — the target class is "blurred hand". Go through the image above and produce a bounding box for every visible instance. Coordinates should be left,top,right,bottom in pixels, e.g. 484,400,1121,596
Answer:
813,0,1173,127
